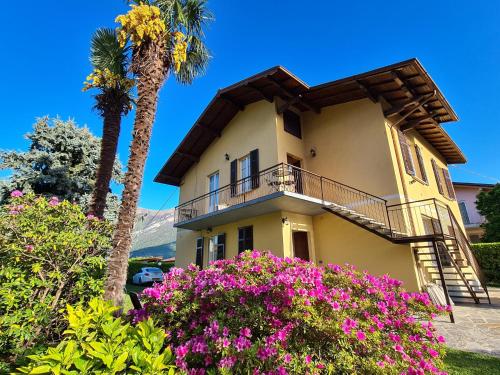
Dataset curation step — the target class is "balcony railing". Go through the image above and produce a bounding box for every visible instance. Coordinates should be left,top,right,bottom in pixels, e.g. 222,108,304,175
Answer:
174,163,388,226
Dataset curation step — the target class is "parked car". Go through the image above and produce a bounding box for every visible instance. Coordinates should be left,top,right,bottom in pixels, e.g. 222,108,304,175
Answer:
132,267,164,285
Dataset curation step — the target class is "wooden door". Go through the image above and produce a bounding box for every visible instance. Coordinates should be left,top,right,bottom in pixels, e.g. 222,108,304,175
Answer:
287,155,303,194
293,231,310,261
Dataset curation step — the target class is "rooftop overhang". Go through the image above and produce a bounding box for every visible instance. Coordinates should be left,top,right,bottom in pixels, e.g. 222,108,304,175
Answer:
155,59,466,186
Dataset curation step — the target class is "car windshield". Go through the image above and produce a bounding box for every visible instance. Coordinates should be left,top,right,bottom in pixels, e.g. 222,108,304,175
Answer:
145,268,162,273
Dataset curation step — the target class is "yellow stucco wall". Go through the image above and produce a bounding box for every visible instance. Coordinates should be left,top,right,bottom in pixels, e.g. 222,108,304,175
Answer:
175,211,284,269
178,100,279,204
312,213,420,291
298,99,403,203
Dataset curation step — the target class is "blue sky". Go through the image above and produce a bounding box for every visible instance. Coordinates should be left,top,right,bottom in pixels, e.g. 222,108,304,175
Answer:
1,1,499,210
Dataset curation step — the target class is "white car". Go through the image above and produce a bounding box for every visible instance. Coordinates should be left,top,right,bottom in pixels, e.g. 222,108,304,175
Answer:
132,267,164,285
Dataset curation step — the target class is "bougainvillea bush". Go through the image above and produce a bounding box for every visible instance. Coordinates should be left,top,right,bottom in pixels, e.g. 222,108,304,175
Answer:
0,192,112,363
136,251,449,374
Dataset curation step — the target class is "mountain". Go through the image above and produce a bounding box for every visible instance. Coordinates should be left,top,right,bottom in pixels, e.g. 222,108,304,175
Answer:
131,208,176,259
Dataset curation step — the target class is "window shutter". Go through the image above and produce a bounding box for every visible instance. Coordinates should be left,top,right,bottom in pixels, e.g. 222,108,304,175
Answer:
414,145,428,183
431,159,444,194
195,238,204,269
398,131,415,176
230,159,237,197
442,168,456,199
250,149,260,189
216,234,225,260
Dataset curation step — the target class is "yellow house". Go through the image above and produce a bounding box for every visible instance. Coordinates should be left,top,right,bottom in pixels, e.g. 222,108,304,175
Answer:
155,59,490,309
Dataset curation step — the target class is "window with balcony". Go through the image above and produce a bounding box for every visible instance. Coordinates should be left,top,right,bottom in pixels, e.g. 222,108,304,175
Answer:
208,171,219,212
240,154,251,193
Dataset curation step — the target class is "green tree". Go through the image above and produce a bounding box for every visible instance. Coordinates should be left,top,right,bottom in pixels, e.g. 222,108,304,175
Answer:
476,184,500,242
104,0,211,306
0,117,123,220
84,28,134,219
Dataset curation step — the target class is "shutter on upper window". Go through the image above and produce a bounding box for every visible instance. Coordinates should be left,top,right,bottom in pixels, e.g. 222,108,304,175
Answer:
414,145,428,183
442,168,456,199
195,238,204,269
250,149,259,189
216,234,225,260
431,159,444,194
398,131,415,176
230,159,237,197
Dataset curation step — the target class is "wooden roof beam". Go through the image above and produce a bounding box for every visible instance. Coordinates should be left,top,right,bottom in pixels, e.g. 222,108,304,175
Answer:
219,94,245,111
400,115,437,132
245,82,274,102
277,97,301,114
266,75,320,113
356,80,377,103
391,92,436,127
176,151,200,163
384,93,433,117
196,122,221,138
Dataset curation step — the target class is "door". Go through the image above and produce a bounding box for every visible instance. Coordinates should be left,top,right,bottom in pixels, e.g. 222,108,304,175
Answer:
208,172,219,212
292,231,310,261
287,155,303,194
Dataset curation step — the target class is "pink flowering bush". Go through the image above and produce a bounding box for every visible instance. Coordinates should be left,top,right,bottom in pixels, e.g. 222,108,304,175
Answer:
136,251,448,374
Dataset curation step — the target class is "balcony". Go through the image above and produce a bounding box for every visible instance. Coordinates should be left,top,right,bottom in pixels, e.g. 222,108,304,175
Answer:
174,163,388,230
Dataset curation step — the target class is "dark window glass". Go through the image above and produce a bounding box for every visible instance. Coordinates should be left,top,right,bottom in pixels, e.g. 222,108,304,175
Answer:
238,226,253,254
283,110,301,139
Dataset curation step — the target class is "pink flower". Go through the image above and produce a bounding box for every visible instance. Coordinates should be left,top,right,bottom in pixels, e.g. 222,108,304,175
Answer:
305,355,312,364
356,331,366,341
49,196,59,206
10,190,23,197
25,245,34,252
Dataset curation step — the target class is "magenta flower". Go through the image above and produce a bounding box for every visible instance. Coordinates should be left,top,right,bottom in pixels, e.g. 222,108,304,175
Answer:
10,190,23,197
356,331,366,341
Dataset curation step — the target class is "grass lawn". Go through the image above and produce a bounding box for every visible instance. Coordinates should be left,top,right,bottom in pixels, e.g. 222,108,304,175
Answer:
444,349,500,374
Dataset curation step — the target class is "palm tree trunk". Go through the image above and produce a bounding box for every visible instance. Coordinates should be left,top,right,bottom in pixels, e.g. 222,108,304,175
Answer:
104,43,166,306
90,109,121,218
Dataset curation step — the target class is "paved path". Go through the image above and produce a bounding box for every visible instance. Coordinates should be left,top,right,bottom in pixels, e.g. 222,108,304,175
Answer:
434,287,500,357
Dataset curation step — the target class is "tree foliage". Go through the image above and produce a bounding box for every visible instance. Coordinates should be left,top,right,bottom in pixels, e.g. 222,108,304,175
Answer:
476,184,500,242
0,193,113,364
0,117,123,220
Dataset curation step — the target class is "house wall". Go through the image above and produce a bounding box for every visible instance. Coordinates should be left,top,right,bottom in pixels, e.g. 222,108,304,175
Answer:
298,99,403,203
312,212,420,291
178,100,279,204
454,186,484,225
175,211,284,269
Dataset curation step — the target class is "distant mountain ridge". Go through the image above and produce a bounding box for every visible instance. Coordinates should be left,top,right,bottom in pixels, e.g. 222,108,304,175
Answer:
131,208,176,259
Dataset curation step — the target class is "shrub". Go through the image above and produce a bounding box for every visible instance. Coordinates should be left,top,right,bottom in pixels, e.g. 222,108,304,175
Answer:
472,242,500,284
0,192,112,362
136,251,448,374
128,258,175,283
16,298,176,374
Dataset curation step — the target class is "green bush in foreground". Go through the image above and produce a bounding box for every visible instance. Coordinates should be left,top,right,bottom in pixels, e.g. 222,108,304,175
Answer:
471,242,500,284
16,298,176,375
0,192,112,363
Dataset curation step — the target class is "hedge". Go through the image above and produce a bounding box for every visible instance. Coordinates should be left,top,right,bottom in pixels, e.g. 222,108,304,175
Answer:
127,258,175,283
471,242,500,285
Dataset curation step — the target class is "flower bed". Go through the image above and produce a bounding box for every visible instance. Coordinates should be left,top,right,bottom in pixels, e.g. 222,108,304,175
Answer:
135,251,448,374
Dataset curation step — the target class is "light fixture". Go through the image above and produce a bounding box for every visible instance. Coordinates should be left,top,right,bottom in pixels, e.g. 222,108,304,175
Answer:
281,217,289,224
225,153,230,161
310,148,317,157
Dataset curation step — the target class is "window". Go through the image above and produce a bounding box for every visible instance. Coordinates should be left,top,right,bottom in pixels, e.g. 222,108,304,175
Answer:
195,238,204,268
431,159,444,195
240,155,251,193
458,202,471,225
238,226,253,254
283,110,302,138
398,131,415,176
414,144,428,183
208,234,225,262
208,172,219,212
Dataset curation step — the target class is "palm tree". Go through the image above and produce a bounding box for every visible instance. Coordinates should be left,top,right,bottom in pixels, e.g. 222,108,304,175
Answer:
104,0,211,305
84,28,134,218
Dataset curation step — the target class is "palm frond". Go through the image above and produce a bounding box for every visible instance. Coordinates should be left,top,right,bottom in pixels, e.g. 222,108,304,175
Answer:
175,35,210,84
90,28,129,76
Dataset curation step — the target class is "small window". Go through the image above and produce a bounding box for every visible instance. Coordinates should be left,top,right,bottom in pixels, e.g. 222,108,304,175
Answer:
208,172,219,212
238,226,253,254
283,110,302,139
458,202,471,225
195,238,204,268
414,145,428,183
398,131,415,176
209,234,225,262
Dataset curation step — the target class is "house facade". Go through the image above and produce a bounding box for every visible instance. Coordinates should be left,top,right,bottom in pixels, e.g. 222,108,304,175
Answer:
156,59,490,305
453,182,495,242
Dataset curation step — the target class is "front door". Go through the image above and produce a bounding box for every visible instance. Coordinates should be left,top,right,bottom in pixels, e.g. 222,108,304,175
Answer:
292,231,310,261
287,155,303,194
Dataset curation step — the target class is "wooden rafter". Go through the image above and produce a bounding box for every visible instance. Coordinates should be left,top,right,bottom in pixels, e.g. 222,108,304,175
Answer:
219,94,245,111
266,75,320,113
356,80,377,103
196,122,221,138
245,82,274,102
176,151,200,162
